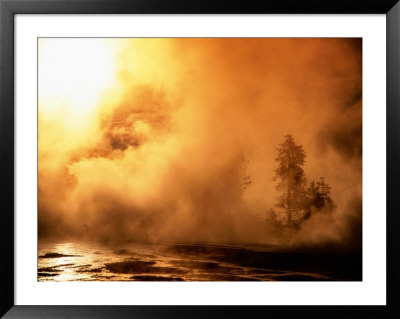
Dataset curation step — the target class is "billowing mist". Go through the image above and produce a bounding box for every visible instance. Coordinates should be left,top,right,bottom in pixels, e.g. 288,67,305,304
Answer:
38,38,362,252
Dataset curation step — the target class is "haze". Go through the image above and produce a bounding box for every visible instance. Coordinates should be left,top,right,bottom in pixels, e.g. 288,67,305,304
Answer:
38,38,362,252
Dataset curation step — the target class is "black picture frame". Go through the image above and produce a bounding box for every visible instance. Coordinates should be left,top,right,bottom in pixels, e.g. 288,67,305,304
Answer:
1,0,399,318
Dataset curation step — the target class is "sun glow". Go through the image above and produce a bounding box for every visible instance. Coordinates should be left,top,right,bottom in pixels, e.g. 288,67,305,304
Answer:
38,38,117,116
38,39,363,269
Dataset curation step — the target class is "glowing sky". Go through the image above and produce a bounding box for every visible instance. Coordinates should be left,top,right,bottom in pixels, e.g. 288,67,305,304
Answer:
38,38,362,249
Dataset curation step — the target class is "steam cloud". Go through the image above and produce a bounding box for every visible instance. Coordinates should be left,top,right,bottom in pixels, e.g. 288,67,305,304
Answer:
38,38,362,252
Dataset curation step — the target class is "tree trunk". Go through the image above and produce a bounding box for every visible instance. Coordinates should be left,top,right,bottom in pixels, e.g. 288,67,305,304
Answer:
287,181,291,226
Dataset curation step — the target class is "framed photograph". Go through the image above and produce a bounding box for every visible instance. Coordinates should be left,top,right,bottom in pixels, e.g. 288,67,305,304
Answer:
1,0,399,318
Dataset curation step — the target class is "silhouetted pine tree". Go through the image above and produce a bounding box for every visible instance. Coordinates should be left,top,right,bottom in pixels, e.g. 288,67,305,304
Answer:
274,135,306,226
273,135,335,227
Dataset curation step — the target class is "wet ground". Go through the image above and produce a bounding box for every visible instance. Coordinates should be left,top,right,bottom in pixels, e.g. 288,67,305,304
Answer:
38,242,361,281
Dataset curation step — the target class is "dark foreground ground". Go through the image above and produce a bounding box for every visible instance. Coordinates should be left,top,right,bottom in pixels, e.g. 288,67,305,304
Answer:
38,242,362,281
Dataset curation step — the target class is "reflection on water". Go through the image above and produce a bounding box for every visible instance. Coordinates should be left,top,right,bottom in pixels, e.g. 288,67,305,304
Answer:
38,242,361,281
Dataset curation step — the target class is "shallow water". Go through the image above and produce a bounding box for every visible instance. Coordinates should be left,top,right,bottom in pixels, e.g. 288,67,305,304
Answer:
38,242,361,281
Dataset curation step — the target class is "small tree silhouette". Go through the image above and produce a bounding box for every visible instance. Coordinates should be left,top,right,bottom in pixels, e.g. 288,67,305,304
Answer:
307,177,334,211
